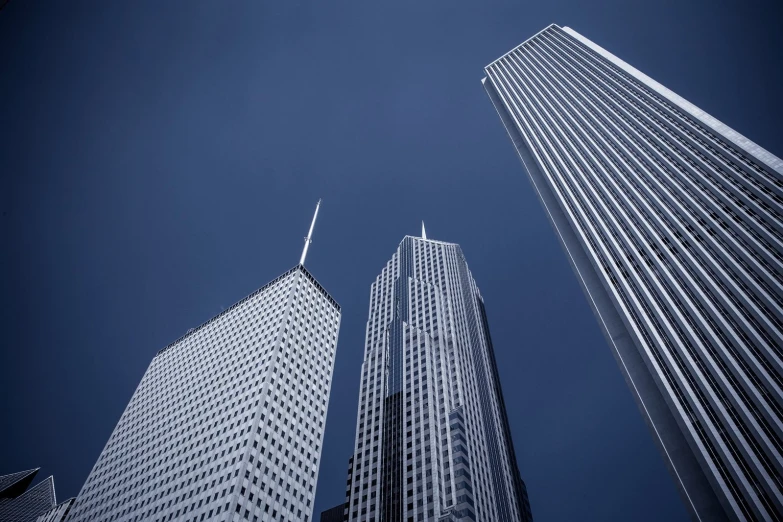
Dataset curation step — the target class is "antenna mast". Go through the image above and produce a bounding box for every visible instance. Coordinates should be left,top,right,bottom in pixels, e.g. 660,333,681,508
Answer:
300,199,321,266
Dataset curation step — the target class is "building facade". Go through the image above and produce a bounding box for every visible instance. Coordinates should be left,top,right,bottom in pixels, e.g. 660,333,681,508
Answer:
37,498,75,522
65,259,341,522
0,469,58,522
344,231,532,522
483,23,783,521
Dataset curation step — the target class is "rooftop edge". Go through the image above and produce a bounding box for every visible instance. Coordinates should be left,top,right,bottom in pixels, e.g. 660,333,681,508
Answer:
155,264,340,357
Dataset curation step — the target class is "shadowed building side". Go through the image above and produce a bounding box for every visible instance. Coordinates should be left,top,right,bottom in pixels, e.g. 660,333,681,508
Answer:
321,503,347,522
65,201,342,522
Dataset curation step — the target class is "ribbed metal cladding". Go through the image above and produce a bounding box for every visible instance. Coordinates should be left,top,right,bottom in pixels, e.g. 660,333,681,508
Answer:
484,24,783,522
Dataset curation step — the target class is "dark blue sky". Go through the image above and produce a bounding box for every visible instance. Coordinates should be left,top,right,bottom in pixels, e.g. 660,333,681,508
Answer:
1,1,781,520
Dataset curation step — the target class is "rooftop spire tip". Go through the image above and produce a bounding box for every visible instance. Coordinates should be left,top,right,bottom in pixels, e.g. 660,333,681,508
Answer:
299,199,321,266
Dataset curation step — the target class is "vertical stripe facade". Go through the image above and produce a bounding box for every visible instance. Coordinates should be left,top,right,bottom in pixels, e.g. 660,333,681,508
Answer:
484,24,783,522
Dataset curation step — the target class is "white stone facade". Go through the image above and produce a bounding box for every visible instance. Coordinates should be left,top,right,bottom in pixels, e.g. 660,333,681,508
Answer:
66,265,340,522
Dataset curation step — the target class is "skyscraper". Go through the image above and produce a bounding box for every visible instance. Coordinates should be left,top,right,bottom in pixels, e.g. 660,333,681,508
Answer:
66,201,341,522
483,24,783,521
344,227,532,522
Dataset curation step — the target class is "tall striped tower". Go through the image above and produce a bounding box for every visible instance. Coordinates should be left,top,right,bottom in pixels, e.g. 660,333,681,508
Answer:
484,24,783,522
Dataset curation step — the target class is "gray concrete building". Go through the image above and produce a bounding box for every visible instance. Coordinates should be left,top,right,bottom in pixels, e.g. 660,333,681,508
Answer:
483,23,783,521
344,228,532,522
66,201,341,522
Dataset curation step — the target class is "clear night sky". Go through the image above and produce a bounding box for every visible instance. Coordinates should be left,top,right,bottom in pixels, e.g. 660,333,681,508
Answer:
1,1,781,520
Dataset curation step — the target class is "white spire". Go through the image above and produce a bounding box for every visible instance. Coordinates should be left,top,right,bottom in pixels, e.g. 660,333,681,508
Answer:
421,221,427,240
299,199,321,266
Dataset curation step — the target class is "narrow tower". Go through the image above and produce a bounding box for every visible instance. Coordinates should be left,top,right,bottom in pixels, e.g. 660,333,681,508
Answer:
343,232,532,522
483,24,783,521
66,201,341,522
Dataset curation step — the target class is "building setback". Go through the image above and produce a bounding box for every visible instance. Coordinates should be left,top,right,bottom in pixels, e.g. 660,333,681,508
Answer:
343,229,532,522
66,202,341,522
483,23,783,521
